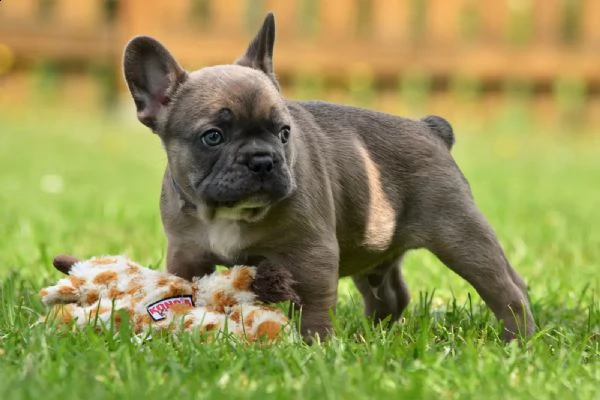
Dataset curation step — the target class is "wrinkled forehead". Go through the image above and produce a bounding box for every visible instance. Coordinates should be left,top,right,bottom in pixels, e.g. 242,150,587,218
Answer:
172,65,285,123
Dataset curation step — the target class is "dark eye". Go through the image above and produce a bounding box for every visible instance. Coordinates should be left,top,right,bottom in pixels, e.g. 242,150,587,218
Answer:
200,129,224,147
278,126,290,144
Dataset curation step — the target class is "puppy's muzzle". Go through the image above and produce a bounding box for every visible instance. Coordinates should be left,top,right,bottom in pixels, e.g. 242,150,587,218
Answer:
200,147,293,211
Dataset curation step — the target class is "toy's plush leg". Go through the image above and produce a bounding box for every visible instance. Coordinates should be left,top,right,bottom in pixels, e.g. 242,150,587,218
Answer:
252,262,300,304
44,304,89,328
39,279,80,306
243,306,288,341
265,240,339,341
180,308,240,336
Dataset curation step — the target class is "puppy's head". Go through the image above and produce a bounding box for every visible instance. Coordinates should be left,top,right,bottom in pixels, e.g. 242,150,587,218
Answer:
123,13,296,222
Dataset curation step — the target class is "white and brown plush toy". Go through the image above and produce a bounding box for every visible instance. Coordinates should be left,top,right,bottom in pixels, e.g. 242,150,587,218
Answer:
40,255,299,342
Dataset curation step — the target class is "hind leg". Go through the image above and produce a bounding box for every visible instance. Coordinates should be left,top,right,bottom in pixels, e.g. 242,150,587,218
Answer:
426,203,535,341
353,256,410,323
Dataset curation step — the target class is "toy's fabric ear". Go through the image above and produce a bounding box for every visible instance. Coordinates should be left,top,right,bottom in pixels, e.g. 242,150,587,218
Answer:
251,263,299,304
123,36,188,131
235,12,279,89
53,255,80,274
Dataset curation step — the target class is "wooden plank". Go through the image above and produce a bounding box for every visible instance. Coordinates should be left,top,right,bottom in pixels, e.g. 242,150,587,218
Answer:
425,0,464,45
3,20,600,84
581,0,600,45
0,0,39,23
212,0,244,35
264,0,299,38
168,0,191,32
372,0,410,42
319,0,353,39
531,0,560,44
2,0,600,89
55,0,101,28
0,0,38,20
477,0,508,43
158,36,600,81
0,25,113,61
117,0,166,39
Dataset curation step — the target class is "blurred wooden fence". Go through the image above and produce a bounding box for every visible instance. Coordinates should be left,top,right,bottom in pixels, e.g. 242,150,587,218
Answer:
1,0,599,127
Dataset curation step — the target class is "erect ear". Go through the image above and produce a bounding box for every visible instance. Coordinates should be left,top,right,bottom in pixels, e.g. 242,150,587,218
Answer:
235,12,279,89
123,36,187,131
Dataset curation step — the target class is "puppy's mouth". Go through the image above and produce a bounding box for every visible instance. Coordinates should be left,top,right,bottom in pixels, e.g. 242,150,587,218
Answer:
208,199,272,223
193,165,296,222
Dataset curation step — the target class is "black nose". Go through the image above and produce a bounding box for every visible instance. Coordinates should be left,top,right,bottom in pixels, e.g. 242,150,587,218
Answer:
247,153,274,175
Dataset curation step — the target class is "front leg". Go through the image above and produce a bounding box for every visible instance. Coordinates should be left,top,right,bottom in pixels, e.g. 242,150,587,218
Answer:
161,169,221,281
296,276,338,340
166,238,218,281
266,241,340,341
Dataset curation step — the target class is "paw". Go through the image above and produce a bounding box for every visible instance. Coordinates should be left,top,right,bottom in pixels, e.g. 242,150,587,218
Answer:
251,263,300,304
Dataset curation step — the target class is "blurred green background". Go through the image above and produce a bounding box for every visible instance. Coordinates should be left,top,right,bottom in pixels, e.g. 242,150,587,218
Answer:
0,0,599,290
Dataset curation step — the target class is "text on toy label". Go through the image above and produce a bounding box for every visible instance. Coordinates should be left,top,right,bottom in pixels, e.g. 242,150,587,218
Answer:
147,295,194,321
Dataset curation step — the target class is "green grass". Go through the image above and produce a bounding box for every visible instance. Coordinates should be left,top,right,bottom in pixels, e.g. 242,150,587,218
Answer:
0,109,599,399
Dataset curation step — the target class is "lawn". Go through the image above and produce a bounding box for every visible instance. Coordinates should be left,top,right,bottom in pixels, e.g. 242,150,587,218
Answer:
0,108,599,399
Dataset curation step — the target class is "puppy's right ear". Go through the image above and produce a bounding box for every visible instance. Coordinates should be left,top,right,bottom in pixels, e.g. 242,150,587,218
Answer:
123,36,187,131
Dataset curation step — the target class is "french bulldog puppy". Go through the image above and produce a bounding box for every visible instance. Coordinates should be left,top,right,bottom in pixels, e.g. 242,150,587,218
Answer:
122,13,535,341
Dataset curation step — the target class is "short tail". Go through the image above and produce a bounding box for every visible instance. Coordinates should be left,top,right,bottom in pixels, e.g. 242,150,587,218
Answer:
421,115,455,149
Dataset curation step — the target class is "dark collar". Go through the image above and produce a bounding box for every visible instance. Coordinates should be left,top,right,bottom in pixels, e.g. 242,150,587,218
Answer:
171,176,198,210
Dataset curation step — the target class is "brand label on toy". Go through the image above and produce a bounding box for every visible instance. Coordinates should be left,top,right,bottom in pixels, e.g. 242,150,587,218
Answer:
147,295,194,321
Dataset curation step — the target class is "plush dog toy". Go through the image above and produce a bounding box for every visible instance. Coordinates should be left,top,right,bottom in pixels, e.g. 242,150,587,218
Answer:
39,255,299,342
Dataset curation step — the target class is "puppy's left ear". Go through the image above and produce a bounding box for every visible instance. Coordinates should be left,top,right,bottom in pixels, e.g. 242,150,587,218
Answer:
123,36,188,131
235,12,279,89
